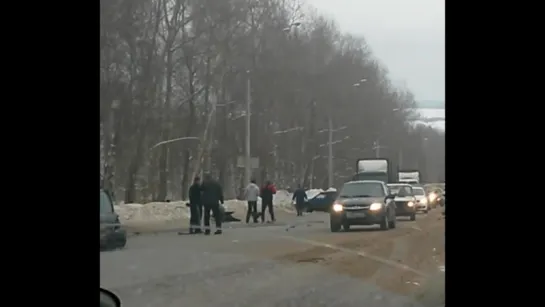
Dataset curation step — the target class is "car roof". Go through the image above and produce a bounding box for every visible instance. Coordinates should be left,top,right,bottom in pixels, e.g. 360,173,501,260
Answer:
344,180,385,185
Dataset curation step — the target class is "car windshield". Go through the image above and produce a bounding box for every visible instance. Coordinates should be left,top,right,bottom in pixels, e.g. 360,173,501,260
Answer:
100,190,113,214
413,188,425,196
339,182,385,198
388,185,413,196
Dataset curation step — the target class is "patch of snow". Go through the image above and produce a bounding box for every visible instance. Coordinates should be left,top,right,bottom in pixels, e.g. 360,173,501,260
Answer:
115,190,297,224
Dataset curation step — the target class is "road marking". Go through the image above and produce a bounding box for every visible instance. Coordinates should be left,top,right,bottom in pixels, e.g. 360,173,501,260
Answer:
278,235,429,277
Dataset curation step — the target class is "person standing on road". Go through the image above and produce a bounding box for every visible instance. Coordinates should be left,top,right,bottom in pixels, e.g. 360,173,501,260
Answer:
244,179,260,224
188,176,203,234
201,173,224,235
260,180,277,223
292,184,308,217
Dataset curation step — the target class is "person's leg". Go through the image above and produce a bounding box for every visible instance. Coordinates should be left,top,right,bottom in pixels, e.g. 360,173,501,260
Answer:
203,204,212,235
246,201,252,223
261,201,266,223
268,201,276,222
189,204,198,233
250,201,258,223
212,204,222,234
195,204,203,233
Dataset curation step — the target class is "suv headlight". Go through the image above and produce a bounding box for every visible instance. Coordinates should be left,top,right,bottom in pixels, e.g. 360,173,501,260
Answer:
370,203,383,211
420,198,427,204
333,204,343,212
407,201,415,207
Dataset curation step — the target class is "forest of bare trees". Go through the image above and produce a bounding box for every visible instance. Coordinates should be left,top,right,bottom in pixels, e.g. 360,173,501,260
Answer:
100,0,445,203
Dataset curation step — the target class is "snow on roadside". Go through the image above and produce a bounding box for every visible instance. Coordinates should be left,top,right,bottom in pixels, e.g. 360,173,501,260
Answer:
115,188,337,225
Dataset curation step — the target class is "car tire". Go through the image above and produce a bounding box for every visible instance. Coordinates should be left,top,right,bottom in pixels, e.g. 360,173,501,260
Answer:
342,221,351,232
330,217,341,232
380,215,390,230
410,214,416,221
424,209,429,214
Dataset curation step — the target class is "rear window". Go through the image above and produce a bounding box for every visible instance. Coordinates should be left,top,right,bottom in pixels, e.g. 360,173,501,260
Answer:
388,185,413,196
315,192,337,199
413,188,425,196
100,191,114,214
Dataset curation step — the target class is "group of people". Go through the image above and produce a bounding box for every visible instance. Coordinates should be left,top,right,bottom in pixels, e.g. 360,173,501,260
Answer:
243,179,278,223
188,174,224,235
187,175,310,234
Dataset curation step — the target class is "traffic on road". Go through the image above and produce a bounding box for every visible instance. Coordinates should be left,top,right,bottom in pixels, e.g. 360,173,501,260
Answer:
100,158,445,307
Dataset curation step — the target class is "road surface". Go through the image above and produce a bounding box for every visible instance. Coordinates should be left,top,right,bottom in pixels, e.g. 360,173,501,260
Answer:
101,209,445,307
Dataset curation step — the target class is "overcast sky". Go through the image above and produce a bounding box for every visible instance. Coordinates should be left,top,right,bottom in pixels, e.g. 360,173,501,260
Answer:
307,0,444,102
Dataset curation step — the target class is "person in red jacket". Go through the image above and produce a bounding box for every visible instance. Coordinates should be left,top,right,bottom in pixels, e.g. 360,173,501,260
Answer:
260,180,276,223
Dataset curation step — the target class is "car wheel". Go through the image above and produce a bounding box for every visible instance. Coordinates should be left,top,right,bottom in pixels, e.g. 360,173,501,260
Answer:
380,214,390,230
424,209,429,214
330,217,341,232
342,221,351,231
410,214,416,221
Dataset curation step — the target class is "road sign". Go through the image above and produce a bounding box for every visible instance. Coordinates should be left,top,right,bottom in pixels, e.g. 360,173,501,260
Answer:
237,156,260,169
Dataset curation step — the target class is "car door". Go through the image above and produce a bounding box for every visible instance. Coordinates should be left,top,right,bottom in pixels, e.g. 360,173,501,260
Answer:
100,190,120,231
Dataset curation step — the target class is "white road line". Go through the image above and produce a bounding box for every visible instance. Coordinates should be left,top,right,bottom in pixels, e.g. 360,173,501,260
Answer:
278,235,429,277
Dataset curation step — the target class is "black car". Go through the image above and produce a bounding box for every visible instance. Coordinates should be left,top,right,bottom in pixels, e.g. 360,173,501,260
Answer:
330,180,397,232
305,190,338,213
387,183,417,221
100,189,127,251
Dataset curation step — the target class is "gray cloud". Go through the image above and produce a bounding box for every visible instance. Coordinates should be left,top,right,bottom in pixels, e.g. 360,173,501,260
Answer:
307,0,444,101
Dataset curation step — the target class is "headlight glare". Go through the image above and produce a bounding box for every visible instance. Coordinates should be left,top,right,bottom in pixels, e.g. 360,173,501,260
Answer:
407,201,415,207
369,203,382,211
333,204,343,212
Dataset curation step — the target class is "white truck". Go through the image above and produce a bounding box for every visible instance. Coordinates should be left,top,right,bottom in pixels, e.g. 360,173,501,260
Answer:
398,170,420,185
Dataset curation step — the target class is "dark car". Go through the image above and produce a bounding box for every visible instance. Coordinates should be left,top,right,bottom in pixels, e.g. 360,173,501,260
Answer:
305,190,338,213
387,183,417,221
330,180,397,232
100,189,127,251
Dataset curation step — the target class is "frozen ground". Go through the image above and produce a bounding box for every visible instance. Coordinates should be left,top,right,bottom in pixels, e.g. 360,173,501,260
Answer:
114,189,331,228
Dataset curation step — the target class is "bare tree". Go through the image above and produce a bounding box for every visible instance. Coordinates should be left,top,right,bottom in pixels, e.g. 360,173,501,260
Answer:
100,0,445,203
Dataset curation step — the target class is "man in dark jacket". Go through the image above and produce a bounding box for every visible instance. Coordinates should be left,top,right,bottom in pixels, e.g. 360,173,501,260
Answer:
188,176,203,234
292,184,308,216
260,180,276,223
200,173,224,235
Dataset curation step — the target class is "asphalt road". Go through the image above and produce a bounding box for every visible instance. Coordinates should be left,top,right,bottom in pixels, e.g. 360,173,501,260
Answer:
101,209,445,307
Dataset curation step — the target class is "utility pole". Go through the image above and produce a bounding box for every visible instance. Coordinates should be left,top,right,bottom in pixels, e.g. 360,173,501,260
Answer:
374,139,380,158
245,72,252,184
328,118,334,188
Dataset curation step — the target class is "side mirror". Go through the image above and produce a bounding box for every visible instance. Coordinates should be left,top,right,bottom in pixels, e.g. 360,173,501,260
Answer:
100,288,121,307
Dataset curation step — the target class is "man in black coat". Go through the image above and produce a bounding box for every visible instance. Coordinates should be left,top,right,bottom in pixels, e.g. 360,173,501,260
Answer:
188,176,203,234
201,173,224,235
292,184,308,216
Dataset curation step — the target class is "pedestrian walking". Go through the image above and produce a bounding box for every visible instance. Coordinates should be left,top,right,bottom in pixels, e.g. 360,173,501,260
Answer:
200,173,224,235
188,176,203,234
292,184,308,216
244,179,260,223
260,180,277,223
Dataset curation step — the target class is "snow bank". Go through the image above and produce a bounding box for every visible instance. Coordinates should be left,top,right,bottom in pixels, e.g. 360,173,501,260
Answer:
115,190,296,225
115,188,338,225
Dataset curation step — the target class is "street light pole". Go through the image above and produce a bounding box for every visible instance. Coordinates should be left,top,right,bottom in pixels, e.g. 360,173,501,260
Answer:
245,71,252,184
